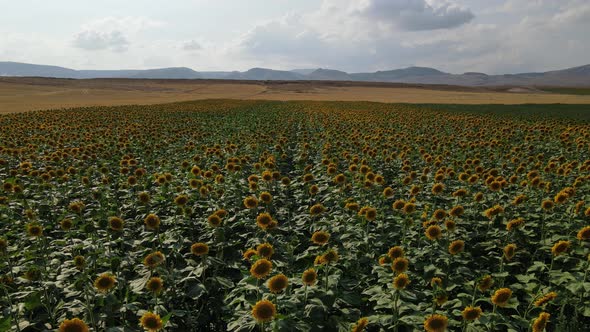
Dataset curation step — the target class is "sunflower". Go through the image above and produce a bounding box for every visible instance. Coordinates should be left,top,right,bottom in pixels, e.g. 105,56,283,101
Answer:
387,246,404,259
26,223,43,237
444,219,456,232
309,185,319,195
534,291,557,306
243,248,257,261
512,194,526,205
256,243,274,258
250,258,273,279
58,318,89,332
140,312,163,332
60,218,73,231
383,187,394,198
402,202,416,214
391,257,409,274
207,214,222,227
364,207,377,221
174,194,189,206
425,225,442,241
432,183,444,195
554,192,568,204
478,275,494,292
146,277,164,294
108,216,124,231
489,181,502,191
322,249,339,264
73,255,86,270
393,273,410,289
430,277,443,288
506,218,524,231
0,238,6,253
267,274,289,293
138,192,151,204
433,209,447,220
541,200,554,210
69,201,85,214
311,231,330,245
346,202,360,211
303,173,314,182
532,312,550,332
424,314,448,332
351,317,369,332
448,240,465,255
259,191,273,203
251,299,276,323
503,244,517,260
491,288,512,307
379,256,392,265
577,226,590,241
261,171,273,182
310,203,326,216
551,240,570,256
461,306,482,321
393,200,406,210
474,192,484,202
144,214,160,230
302,268,318,286
256,213,273,229
191,242,209,256
449,205,464,217
435,292,448,306
143,251,165,269
452,188,467,197
243,196,258,209
94,273,116,293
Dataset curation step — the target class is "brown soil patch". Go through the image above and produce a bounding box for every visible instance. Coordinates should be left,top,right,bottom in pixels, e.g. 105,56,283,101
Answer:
1,77,589,113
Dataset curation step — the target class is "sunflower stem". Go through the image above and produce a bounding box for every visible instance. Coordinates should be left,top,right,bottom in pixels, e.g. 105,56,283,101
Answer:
3,286,21,332
470,282,477,307
392,290,400,332
324,264,330,293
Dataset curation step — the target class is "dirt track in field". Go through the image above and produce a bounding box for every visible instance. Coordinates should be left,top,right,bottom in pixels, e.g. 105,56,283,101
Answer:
1,77,590,113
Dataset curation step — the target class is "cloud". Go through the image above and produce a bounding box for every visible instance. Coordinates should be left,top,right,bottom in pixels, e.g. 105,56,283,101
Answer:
358,0,475,31
71,16,164,53
72,30,129,52
182,40,202,51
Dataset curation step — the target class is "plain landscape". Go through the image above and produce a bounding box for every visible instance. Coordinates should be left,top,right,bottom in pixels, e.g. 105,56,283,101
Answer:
2,76,590,113
1,1,590,332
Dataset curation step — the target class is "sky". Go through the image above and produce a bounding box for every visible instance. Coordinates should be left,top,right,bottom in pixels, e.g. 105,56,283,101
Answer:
1,0,589,74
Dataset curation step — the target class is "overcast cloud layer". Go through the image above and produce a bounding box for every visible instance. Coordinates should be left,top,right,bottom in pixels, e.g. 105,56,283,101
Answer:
0,0,588,74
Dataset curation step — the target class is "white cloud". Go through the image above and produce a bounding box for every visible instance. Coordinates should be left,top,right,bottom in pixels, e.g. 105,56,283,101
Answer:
72,30,129,52
182,40,203,51
357,0,474,31
71,16,164,52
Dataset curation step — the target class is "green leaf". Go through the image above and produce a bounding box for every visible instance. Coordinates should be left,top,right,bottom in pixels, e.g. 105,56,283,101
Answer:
24,292,42,310
0,316,12,332
161,312,173,326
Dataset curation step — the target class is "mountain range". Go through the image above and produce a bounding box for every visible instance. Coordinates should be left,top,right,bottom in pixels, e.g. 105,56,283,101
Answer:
1,61,589,87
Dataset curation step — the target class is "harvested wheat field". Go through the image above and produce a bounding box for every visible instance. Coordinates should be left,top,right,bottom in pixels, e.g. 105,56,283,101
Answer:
2,77,590,113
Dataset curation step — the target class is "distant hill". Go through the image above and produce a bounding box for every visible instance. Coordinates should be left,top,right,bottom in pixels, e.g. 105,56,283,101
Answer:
308,68,352,81
1,61,589,87
0,62,80,78
225,68,305,81
290,68,317,76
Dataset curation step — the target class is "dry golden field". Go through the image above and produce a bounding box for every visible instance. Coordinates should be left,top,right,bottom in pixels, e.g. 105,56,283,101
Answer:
1,77,590,113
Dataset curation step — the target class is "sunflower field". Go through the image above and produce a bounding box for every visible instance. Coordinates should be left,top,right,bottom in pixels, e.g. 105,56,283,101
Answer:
0,100,589,332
